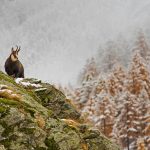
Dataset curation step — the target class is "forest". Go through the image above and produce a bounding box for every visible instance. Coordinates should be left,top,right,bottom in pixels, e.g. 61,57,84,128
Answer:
62,32,150,150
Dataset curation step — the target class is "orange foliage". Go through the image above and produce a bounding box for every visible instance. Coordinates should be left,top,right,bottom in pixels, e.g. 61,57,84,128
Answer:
137,138,147,150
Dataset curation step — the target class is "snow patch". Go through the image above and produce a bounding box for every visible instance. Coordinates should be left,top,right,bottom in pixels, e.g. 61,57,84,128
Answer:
15,78,24,84
20,81,42,88
127,128,137,132
15,79,42,88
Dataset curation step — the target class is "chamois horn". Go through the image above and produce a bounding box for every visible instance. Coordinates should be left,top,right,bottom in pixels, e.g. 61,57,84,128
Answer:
16,45,18,51
11,47,14,52
18,46,21,52
16,45,21,52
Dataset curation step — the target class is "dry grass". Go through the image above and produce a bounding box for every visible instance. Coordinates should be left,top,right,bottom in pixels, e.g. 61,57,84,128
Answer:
35,113,46,129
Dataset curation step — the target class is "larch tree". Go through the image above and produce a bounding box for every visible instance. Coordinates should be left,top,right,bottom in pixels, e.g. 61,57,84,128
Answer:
133,32,150,62
113,92,141,150
107,65,126,97
77,57,99,84
80,79,98,116
73,80,94,110
127,53,150,96
94,92,115,138
113,53,150,149
137,91,150,149
80,77,106,123
74,57,99,110
97,41,120,73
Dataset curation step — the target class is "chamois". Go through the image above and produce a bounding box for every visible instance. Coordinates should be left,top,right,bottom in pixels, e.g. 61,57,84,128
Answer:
5,46,24,78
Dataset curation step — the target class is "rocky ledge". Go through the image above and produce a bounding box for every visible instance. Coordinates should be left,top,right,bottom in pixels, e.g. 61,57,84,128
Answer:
0,71,120,150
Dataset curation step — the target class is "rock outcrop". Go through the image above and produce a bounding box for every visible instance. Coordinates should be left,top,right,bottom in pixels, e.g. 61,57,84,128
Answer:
0,71,120,150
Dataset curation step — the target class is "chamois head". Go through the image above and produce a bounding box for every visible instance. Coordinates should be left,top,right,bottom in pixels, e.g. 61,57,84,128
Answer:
10,46,21,62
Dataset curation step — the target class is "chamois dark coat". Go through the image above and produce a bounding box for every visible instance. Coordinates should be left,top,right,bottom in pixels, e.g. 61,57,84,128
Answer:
5,46,24,78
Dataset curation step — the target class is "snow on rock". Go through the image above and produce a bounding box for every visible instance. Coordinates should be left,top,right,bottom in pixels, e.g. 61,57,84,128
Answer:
15,78,42,88
20,81,42,88
15,78,24,84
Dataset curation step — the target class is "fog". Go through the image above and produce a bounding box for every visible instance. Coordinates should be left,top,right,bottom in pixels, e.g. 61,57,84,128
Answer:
0,0,150,85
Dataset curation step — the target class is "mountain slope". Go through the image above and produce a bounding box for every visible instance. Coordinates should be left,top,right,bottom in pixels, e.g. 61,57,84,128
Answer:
0,71,120,150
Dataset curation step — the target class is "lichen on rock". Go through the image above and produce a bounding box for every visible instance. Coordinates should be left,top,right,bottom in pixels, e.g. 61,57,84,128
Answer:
0,71,120,150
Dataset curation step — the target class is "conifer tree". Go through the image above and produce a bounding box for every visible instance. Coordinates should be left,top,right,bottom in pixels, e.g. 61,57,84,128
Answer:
133,32,150,62
113,53,150,149
78,57,99,84
113,92,141,149
97,41,120,73
73,80,94,110
127,53,150,96
94,93,115,138
107,65,126,97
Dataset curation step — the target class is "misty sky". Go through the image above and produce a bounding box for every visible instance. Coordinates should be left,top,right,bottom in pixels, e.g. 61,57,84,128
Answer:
0,0,150,85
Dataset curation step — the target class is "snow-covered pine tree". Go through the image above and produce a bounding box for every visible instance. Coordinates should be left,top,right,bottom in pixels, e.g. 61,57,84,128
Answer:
73,80,94,110
94,92,115,138
113,92,140,150
137,90,150,149
133,32,150,63
80,78,98,116
97,41,120,73
73,57,99,110
81,77,104,116
113,53,150,149
80,75,116,138
127,53,149,95
81,96,97,124
107,65,126,97
77,57,99,84
126,53,150,149
144,115,150,148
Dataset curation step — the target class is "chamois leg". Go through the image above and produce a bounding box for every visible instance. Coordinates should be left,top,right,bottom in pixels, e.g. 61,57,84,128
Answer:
15,72,20,78
15,72,24,78
11,74,15,78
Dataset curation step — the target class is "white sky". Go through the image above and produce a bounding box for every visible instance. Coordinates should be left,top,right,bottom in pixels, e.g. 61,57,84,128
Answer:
0,0,150,85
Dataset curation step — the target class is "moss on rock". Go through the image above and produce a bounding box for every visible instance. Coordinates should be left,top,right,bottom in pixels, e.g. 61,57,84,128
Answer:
0,71,120,150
